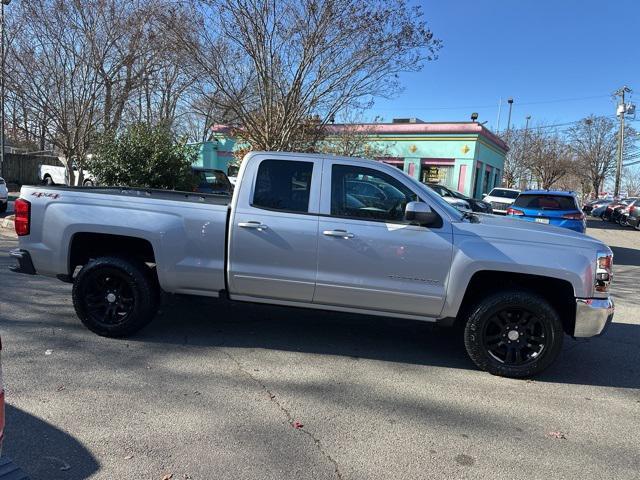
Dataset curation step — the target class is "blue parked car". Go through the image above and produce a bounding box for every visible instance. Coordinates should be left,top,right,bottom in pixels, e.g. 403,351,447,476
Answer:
506,190,586,233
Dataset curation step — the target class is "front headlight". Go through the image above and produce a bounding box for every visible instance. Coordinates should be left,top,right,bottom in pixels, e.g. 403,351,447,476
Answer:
595,252,613,295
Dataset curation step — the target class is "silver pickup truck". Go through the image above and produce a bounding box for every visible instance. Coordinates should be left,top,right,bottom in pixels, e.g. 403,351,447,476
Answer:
10,152,614,378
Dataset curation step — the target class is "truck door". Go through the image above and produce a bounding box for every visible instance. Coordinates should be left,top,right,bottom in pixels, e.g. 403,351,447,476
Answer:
314,160,452,317
228,156,321,303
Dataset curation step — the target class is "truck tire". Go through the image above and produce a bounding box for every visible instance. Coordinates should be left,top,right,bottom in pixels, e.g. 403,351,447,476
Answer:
0,202,6,213
72,256,160,337
44,175,54,186
83,179,94,187
463,291,564,378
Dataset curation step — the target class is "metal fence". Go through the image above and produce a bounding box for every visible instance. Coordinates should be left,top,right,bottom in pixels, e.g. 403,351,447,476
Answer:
1,153,61,186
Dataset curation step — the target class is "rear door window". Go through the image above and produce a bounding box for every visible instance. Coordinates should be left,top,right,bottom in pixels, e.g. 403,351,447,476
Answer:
513,194,578,210
252,160,314,213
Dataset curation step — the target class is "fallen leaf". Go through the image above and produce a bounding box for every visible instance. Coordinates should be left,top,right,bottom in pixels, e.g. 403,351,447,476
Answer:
162,474,173,480
45,349,53,355
548,431,567,439
124,455,134,460
56,385,65,392
292,421,303,429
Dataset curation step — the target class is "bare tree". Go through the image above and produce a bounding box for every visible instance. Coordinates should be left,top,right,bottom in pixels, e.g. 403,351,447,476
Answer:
623,167,640,196
525,129,574,190
567,116,620,197
6,0,191,183
7,0,107,183
173,0,440,151
501,129,530,188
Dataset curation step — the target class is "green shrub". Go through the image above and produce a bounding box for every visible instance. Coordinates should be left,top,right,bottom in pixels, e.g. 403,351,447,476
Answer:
88,124,198,191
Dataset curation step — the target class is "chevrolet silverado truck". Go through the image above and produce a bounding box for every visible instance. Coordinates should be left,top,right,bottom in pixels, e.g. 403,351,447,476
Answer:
10,152,614,378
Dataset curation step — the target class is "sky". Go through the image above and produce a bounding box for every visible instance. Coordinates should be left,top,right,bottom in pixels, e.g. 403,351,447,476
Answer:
366,0,640,134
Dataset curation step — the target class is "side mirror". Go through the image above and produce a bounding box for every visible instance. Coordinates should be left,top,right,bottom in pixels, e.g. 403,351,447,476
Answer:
482,193,488,199
405,201,441,227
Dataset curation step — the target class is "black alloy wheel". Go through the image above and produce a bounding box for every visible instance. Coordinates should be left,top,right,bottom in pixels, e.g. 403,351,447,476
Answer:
464,291,564,378
481,308,550,366
82,267,136,327
73,256,159,337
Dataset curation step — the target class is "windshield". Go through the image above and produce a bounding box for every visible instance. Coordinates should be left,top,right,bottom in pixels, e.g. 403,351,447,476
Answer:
488,188,520,199
513,194,578,211
196,170,231,189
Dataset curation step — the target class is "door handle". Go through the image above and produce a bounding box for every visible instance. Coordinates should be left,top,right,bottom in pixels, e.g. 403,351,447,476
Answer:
323,229,354,239
239,221,268,230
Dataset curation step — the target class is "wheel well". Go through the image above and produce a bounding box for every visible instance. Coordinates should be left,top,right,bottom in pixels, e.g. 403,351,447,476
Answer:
69,233,156,274
457,271,576,335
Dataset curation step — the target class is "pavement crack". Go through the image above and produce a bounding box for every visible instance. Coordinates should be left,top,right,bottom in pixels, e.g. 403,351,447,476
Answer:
219,348,343,480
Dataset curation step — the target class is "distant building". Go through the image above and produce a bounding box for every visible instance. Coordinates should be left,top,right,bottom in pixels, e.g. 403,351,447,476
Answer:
196,118,508,199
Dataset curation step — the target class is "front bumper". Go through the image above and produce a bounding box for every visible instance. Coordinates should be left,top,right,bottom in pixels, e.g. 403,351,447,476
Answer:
8,249,36,275
573,298,614,337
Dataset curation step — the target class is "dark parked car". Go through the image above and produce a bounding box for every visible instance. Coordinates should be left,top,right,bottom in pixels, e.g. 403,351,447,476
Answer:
627,200,640,230
618,199,640,227
426,183,493,213
192,168,233,195
582,198,611,215
603,198,637,223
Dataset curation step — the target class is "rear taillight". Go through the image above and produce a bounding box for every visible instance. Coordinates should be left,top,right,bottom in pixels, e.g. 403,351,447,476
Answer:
630,206,636,214
14,198,31,236
506,207,524,216
562,212,585,220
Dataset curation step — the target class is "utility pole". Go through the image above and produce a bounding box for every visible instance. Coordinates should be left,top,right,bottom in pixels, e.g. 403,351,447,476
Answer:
496,97,502,132
613,86,631,197
0,0,9,179
523,115,531,189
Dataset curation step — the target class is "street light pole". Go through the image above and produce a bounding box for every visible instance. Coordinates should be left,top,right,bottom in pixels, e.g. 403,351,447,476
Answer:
613,86,631,197
506,97,514,134
0,0,9,180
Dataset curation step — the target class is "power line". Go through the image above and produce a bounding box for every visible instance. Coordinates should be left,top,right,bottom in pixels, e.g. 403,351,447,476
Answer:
372,93,612,113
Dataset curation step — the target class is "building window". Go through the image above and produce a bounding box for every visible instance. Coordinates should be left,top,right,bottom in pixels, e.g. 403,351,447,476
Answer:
420,165,454,187
483,169,491,194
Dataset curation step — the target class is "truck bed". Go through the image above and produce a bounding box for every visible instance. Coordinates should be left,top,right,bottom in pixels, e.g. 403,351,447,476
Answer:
29,185,232,207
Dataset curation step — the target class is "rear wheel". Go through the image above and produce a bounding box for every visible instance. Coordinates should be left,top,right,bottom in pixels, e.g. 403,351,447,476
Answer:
72,256,160,337
83,179,94,187
0,202,6,213
464,291,564,378
43,175,54,186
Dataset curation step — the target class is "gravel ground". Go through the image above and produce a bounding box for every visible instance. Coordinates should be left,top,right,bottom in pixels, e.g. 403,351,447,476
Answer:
0,219,638,480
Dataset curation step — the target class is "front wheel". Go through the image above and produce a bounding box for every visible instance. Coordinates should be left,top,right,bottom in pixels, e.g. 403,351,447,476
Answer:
72,256,160,337
83,179,94,187
463,291,564,378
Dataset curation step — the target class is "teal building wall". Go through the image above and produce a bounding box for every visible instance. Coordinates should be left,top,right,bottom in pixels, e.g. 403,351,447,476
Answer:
206,122,508,199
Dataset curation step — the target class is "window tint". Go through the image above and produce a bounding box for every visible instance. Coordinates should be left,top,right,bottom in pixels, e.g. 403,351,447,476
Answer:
489,188,520,199
253,160,313,213
513,194,578,210
331,164,418,222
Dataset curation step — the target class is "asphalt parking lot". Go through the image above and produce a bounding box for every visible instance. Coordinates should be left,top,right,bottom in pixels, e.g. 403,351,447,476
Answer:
0,219,638,480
